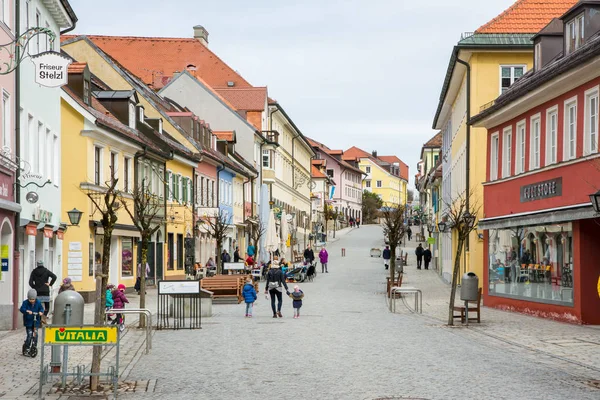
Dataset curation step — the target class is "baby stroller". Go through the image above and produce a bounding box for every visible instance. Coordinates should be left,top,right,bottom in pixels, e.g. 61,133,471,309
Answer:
285,265,306,283
306,263,316,282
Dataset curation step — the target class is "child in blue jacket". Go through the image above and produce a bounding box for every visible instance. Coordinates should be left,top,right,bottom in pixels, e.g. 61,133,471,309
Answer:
19,289,44,350
105,284,115,321
242,278,257,317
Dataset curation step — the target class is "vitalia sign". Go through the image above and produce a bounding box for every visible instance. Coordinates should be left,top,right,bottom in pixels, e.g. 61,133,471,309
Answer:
30,52,72,88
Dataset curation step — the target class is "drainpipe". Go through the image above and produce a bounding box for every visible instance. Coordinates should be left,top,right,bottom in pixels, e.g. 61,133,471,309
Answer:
456,58,471,252
12,0,20,330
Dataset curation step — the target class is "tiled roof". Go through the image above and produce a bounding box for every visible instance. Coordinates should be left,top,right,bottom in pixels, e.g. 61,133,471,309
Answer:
424,132,442,148
68,62,87,74
307,138,363,174
342,146,371,161
214,87,267,111
378,156,409,181
61,34,253,89
214,131,235,142
311,166,326,179
312,159,326,166
476,0,578,34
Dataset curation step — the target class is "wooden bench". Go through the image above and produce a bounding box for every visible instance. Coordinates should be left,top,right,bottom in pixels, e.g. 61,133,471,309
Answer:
201,275,256,303
452,287,482,323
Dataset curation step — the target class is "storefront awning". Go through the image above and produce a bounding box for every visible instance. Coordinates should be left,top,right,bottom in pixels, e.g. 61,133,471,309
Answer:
478,203,596,230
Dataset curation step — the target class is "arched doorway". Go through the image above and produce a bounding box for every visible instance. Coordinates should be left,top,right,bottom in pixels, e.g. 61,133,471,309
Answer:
0,218,13,330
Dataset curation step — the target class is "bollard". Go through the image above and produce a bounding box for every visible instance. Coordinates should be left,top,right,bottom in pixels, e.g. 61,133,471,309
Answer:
62,304,71,389
341,248,346,257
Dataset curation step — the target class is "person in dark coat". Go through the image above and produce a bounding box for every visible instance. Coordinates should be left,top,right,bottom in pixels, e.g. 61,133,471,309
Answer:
58,277,75,293
407,227,413,241
20,289,44,350
382,246,391,270
29,260,57,316
242,278,257,317
303,245,315,265
234,247,241,263
289,285,304,319
415,244,424,269
264,261,289,318
221,250,231,269
423,247,432,270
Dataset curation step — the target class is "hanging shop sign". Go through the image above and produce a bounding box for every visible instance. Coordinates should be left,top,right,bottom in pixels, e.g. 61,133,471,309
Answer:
30,52,72,88
520,177,562,203
45,326,118,345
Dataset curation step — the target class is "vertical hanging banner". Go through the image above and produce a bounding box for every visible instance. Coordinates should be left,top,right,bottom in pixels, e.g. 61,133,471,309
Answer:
30,52,72,88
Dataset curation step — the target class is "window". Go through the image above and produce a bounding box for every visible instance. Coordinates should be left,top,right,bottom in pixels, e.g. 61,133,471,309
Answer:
45,129,51,178
530,117,541,169
200,177,204,205
326,169,334,178
121,238,133,277
94,147,102,185
123,157,130,192
167,171,173,200
546,108,558,166
376,180,382,188
45,22,52,51
83,79,90,106
182,178,188,204
584,88,598,155
110,152,118,184
262,150,271,168
128,103,136,129
365,166,371,174
566,14,585,54
490,133,499,181
28,115,35,171
488,222,573,305
53,135,58,184
2,91,9,149
516,121,526,174
37,122,44,175
365,180,371,188
502,128,512,178
176,175,182,202
158,169,164,199
564,100,577,161
500,66,525,94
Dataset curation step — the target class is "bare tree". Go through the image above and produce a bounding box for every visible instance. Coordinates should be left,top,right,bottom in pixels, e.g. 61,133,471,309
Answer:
202,210,230,274
87,172,120,391
120,177,163,328
249,216,266,263
443,191,480,325
380,205,406,290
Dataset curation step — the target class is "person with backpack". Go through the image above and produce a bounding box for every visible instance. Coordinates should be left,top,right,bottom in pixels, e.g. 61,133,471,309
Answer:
264,260,289,318
28,260,57,316
415,243,425,270
382,246,391,270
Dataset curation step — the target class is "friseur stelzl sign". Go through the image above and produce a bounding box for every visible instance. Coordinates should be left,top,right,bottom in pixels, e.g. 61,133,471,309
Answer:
45,326,118,345
30,52,72,88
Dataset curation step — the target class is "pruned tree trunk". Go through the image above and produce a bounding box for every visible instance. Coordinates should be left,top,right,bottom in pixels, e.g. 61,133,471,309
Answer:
138,233,149,328
90,220,115,390
216,240,222,274
447,237,465,326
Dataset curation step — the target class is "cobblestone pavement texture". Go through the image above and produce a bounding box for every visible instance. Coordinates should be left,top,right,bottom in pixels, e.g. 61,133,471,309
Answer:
2,225,600,399
122,225,598,400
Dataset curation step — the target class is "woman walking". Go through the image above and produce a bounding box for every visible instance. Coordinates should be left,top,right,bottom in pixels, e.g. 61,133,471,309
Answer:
28,260,57,316
319,246,329,273
264,260,289,318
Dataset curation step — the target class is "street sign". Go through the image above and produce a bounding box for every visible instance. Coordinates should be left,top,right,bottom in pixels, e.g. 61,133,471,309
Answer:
427,237,436,245
45,326,118,345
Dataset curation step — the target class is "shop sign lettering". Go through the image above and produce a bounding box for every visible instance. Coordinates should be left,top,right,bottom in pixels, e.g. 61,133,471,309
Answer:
520,178,562,203
30,52,72,88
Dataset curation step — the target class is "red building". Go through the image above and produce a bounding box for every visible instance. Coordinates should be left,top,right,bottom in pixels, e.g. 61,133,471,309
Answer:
471,1,600,324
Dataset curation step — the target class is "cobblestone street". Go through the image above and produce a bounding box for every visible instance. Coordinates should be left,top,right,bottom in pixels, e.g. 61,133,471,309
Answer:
122,225,600,400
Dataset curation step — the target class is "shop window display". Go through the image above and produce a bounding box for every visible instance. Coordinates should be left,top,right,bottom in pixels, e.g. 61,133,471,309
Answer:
488,223,573,305
121,238,133,277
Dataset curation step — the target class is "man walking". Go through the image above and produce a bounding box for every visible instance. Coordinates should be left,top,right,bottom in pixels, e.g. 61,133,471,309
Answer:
303,245,315,266
407,227,412,241
415,243,424,270
423,246,432,270
382,245,391,270
234,246,241,262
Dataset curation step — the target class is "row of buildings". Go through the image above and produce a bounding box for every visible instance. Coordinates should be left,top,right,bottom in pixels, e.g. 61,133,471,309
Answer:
0,1,409,329
416,0,600,324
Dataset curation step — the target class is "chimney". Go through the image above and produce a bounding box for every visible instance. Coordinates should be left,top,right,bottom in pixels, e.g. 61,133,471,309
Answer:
193,25,209,46
372,150,378,158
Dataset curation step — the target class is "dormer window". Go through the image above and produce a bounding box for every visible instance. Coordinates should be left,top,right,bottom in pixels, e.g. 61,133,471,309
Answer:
83,78,90,106
534,42,542,71
128,103,136,129
566,14,584,54
158,119,163,134
138,106,145,123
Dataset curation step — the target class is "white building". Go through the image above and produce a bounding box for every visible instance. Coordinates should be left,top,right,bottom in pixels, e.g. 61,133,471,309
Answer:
18,0,77,307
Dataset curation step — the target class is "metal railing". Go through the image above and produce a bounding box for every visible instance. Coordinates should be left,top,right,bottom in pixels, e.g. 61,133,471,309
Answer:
106,308,153,354
389,286,423,314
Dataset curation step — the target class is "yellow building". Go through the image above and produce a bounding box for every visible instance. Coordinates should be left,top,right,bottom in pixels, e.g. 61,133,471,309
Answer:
430,0,572,283
61,64,171,300
343,147,409,207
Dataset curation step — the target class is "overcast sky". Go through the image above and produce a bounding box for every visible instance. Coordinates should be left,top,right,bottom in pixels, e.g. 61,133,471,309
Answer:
69,0,516,189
